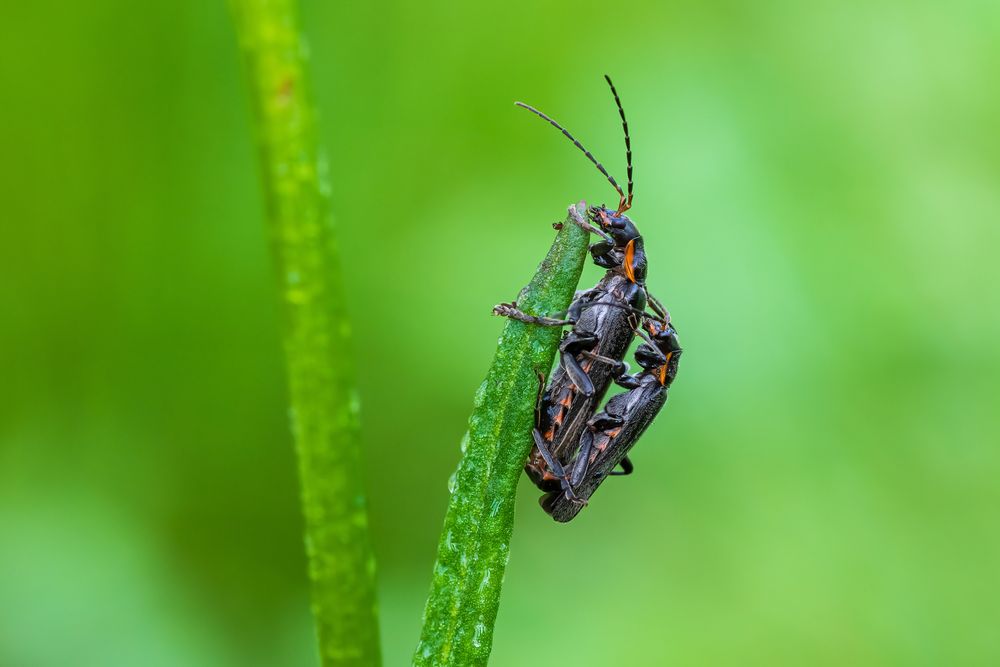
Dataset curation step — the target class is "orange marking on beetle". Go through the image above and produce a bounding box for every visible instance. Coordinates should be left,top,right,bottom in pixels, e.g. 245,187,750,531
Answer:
659,353,672,385
623,239,637,283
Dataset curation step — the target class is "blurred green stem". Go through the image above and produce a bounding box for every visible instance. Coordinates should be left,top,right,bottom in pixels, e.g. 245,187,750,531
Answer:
229,2,381,665
414,204,589,666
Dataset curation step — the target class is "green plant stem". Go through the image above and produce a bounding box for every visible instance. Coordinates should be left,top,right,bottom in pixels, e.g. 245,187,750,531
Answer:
229,2,381,665
414,203,590,666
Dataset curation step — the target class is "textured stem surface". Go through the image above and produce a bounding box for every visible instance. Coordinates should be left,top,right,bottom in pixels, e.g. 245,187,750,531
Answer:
414,203,589,666
230,2,381,665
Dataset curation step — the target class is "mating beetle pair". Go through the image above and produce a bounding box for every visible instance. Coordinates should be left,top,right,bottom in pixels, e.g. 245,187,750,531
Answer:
495,76,683,522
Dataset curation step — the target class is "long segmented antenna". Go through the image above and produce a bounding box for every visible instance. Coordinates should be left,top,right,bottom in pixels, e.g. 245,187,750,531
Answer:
603,75,633,214
514,101,626,206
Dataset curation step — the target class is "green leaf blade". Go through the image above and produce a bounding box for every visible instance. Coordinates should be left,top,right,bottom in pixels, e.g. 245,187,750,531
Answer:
414,203,590,666
229,1,381,664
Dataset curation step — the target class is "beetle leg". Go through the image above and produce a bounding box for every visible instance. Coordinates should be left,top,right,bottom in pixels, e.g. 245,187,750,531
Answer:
532,370,547,430
532,429,577,500
492,302,574,326
614,371,642,390
570,430,595,486
558,331,600,396
568,204,614,244
644,289,669,322
609,455,634,476
590,241,620,269
579,350,627,374
588,412,625,431
560,349,596,397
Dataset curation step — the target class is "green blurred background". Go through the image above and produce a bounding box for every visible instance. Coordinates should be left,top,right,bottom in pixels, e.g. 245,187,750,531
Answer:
2,1,998,665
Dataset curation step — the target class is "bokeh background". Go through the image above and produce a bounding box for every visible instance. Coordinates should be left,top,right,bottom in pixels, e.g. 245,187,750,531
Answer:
2,1,999,665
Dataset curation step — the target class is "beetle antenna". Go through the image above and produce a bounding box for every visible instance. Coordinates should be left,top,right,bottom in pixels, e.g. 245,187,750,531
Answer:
515,101,625,205
604,75,632,215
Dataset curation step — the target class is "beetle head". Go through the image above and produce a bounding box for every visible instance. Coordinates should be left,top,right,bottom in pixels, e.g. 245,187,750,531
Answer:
590,204,640,247
640,319,681,385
